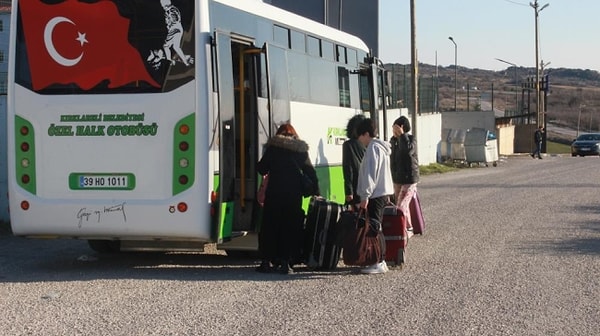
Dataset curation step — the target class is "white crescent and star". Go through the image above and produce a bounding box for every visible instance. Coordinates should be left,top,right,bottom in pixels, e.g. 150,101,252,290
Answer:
43,16,88,67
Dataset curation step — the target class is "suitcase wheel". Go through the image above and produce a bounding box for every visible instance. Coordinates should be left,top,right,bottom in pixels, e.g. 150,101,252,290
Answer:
387,248,406,270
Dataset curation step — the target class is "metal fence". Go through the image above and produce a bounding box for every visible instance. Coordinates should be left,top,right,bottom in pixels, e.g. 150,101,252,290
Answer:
385,64,541,125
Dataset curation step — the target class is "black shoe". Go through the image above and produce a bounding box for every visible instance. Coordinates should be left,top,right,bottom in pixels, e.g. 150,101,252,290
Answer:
275,261,294,275
530,154,535,158
538,156,543,159
255,261,272,273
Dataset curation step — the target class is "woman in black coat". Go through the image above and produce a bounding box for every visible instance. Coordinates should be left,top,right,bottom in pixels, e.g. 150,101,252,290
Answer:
256,124,319,274
342,115,366,206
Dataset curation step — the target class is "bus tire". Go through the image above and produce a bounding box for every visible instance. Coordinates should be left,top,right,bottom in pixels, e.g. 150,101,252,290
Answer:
225,250,259,259
87,240,121,253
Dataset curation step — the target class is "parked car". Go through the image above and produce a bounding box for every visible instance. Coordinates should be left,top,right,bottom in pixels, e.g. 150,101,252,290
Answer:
571,133,600,156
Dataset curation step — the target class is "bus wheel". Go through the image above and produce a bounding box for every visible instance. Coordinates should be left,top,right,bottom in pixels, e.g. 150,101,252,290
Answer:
87,240,121,253
225,250,259,259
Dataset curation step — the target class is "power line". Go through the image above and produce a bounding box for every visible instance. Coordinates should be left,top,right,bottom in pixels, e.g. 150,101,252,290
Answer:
502,0,529,7
504,0,529,7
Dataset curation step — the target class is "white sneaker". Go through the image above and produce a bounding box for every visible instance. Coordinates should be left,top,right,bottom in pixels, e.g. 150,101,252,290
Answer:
360,261,388,274
406,227,414,239
381,261,389,272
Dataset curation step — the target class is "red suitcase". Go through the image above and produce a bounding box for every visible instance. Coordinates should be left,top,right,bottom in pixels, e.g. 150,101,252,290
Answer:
382,206,408,267
409,192,425,235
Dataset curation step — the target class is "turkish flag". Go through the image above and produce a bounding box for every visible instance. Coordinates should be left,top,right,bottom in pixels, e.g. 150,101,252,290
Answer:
19,0,160,91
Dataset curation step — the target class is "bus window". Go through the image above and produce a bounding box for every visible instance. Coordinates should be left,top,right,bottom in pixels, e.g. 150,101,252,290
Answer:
359,72,372,112
347,49,358,67
307,36,320,57
15,0,195,94
267,46,291,125
290,30,305,52
338,67,350,107
273,25,289,48
258,52,268,98
288,52,310,101
309,57,337,106
336,45,347,64
0,74,6,94
322,40,334,61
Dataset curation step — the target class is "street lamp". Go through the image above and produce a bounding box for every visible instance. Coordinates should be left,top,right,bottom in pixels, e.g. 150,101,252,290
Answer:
531,0,549,127
448,36,457,111
495,58,519,114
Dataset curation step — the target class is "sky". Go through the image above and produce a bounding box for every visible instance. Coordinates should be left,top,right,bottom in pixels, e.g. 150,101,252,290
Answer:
378,0,600,72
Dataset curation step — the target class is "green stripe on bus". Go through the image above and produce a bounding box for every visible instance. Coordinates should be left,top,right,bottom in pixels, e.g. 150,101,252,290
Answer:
172,113,195,195
15,116,36,195
220,201,233,242
315,165,345,204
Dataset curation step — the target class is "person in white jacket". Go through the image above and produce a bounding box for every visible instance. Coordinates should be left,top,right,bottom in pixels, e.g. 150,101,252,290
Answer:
356,118,394,274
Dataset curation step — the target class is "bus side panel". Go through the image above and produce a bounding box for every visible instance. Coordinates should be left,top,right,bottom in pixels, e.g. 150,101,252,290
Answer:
289,101,360,204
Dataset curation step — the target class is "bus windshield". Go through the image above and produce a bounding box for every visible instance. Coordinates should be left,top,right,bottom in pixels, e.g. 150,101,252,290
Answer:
14,0,195,94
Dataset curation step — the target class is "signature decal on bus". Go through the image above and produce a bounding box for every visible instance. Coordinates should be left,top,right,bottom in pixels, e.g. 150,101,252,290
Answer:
76,202,127,228
48,113,158,137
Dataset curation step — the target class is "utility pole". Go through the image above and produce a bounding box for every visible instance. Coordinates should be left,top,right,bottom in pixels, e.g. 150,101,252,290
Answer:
530,0,549,127
540,60,550,152
410,0,418,140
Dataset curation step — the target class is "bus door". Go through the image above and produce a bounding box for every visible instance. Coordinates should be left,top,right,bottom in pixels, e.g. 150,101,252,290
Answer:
360,57,390,140
213,31,266,243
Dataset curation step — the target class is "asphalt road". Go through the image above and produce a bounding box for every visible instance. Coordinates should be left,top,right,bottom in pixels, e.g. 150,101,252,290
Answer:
1,155,598,336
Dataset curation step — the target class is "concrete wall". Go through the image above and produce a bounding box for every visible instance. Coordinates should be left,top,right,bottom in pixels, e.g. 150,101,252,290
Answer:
442,111,496,132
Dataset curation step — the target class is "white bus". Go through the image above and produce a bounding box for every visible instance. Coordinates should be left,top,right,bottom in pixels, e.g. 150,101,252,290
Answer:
7,0,388,253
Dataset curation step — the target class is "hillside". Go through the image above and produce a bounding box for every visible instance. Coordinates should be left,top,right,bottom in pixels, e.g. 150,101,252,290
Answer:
386,63,600,132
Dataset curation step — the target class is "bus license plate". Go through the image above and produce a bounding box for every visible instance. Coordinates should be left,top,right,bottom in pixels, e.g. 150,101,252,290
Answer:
69,173,135,190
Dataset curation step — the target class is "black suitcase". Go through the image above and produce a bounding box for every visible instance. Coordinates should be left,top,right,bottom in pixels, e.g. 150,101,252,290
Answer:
303,197,342,270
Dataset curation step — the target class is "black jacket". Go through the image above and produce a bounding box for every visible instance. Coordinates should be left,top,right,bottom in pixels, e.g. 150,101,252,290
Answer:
534,129,543,143
257,135,319,201
342,138,365,199
390,134,420,185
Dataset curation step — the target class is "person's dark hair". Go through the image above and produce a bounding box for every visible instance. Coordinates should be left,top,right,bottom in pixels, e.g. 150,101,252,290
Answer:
356,118,377,138
346,114,366,139
276,123,299,138
393,116,411,133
